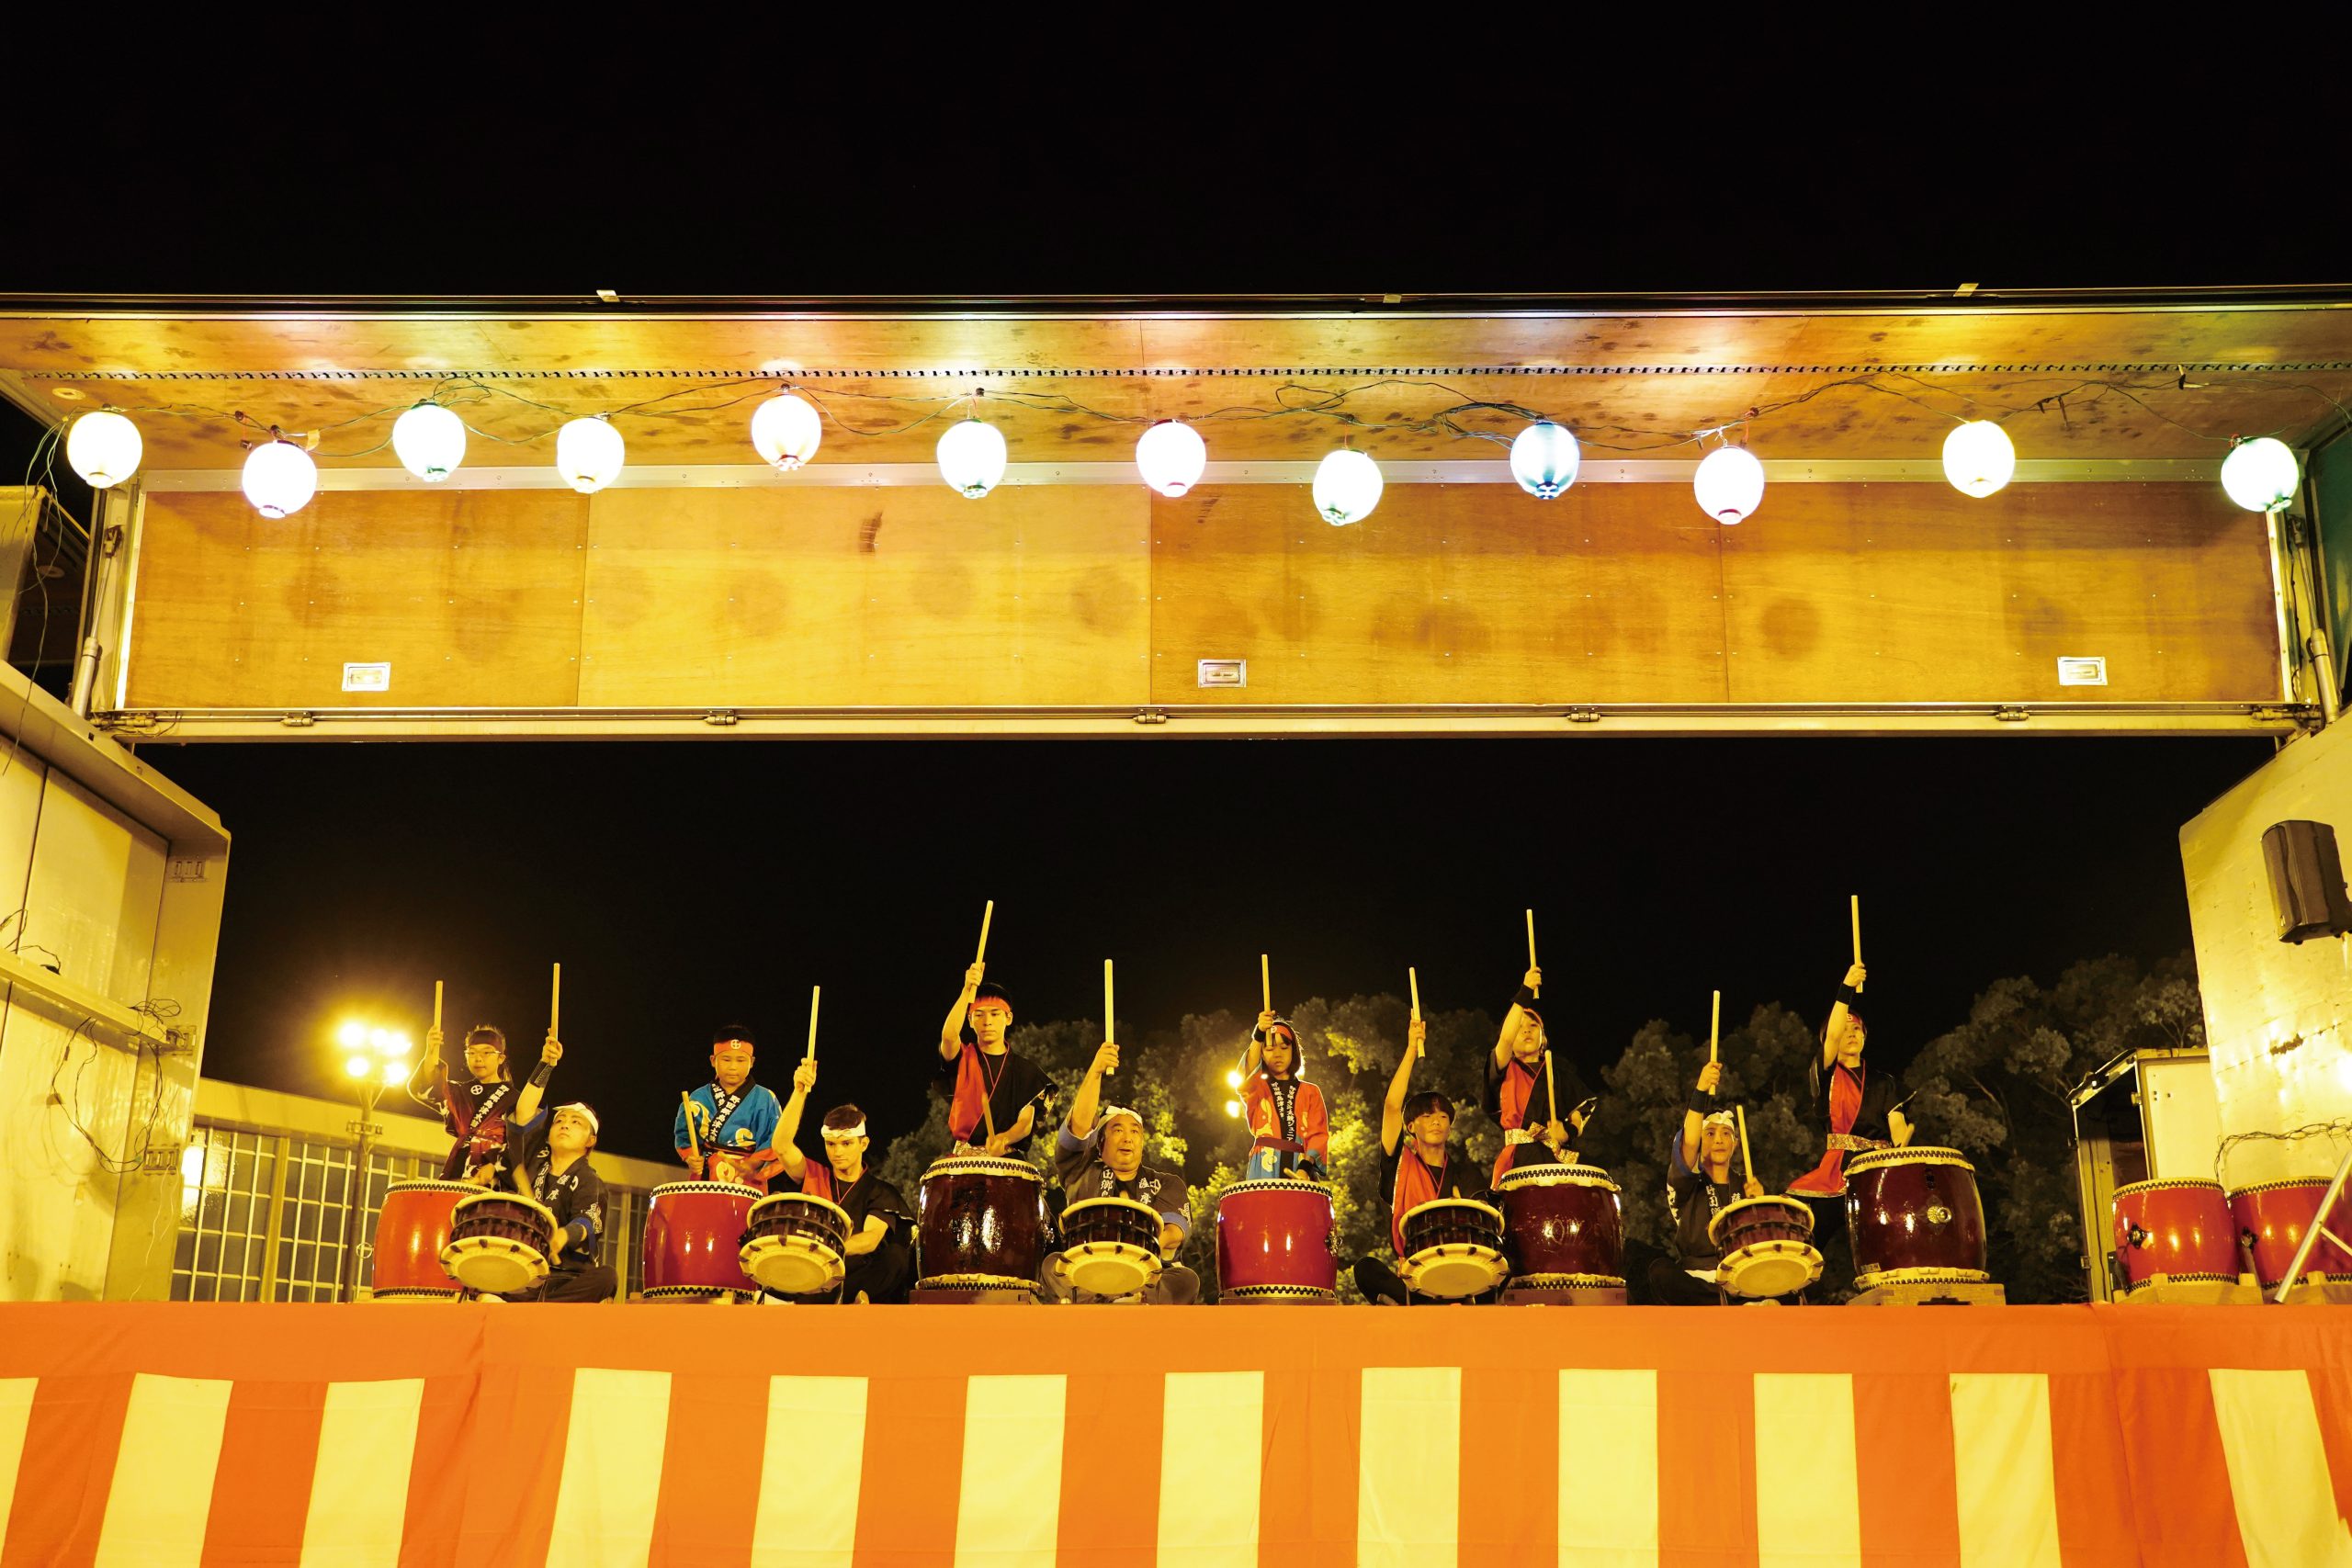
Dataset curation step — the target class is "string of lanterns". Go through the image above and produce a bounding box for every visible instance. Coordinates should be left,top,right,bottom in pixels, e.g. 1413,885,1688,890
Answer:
55,386,2309,524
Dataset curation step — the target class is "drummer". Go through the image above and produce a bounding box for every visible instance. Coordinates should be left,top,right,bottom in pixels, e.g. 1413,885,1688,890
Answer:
1237,1011,1329,1181
774,1059,917,1303
1354,1018,1483,1306
1045,1042,1199,1303
1787,962,1913,1287
937,963,1053,1156
1488,965,1589,1186
1647,1061,1766,1305
673,1025,786,1190
410,1024,560,1183
493,1102,618,1303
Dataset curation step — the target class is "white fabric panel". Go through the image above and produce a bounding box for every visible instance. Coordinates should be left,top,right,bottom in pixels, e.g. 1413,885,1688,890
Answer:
2211,1368,2352,1568
1358,1366,1461,1568
953,1374,1066,1568
751,1375,867,1568
300,1378,424,1568
1949,1372,2062,1568
0,1378,35,1549
1159,1371,1264,1568
1558,1369,1657,1568
1754,1372,1860,1568
93,1371,232,1568
546,1368,673,1568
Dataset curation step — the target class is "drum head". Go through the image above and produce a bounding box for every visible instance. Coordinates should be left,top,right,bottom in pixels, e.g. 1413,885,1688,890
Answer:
743,1236,846,1295
1402,1245,1506,1299
1063,1243,1159,1297
443,1238,548,1295
1720,1241,1822,1300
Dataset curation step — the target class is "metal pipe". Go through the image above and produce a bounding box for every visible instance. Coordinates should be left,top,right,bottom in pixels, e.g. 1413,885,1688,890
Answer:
2274,1144,2352,1302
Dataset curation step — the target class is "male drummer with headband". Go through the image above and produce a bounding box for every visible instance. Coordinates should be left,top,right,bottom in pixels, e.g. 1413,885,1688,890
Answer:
936,964,1052,1156
1788,962,1913,1289
493,1102,618,1303
774,1058,917,1303
1044,1042,1199,1303
1647,1060,1767,1305
1489,964,1590,1187
411,1024,561,1183
673,1025,786,1190
1238,1011,1329,1181
1354,1017,1483,1306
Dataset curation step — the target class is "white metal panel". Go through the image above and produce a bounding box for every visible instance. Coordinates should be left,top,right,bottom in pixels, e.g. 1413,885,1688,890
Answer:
2141,1055,2225,1181
0,1005,143,1299
2181,723,2352,1188
20,769,165,1005
0,755,45,938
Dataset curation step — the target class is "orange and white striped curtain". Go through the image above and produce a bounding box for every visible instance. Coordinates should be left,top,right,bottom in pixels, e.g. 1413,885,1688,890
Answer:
1,1302,2349,1566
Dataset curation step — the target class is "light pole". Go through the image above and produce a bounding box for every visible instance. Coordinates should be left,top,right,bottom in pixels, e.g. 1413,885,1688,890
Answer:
334,1021,413,1303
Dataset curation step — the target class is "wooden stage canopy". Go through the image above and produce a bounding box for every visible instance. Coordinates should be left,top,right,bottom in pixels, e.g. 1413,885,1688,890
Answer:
5,286,2347,739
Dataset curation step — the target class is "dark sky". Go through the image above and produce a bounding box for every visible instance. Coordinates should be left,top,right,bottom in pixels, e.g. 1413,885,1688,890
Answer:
144,736,2267,1164
3,73,2332,1163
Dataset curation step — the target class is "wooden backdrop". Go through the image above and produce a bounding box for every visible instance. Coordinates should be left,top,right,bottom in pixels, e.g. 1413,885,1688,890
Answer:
121,481,2278,712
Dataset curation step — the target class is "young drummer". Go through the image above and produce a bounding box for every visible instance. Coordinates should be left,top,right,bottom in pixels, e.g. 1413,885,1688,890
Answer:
500,1103,618,1303
411,1024,560,1182
774,1058,917,1303
935,961,1052,1156
673,1025,786,1190
1353,1017,1482,1306
1237,1011,1329,1181
1487,964,1589,1186
1045,1042,1199,1303
1647,1059,1767,1305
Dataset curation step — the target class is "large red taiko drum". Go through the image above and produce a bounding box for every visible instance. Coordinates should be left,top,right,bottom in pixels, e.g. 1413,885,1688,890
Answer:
2228,1179,2352,1289
1494,1161,1624,1289
917,1153,1048,1299
1216,1179,1338,1302
369,1179,472,1300
2112,1178,2236,1294
644,1180,760,1299
1845,1147,1989,1289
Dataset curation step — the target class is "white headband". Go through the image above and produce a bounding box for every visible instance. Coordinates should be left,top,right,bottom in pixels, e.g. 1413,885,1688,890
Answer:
554,1103,599,1135
820,1120,867,1143
1098,1105,1143,1129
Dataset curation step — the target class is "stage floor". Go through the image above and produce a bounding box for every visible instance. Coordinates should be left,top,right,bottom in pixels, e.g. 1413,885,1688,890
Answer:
0,1302,2346,1566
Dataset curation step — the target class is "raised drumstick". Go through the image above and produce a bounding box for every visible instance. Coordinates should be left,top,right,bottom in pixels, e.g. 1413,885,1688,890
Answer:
433,979,443,1034
978,899,994,963
1408,966,1420,1021
1737,1103,1755,1181
549,963,560,1038
1261,953,1272,1015
1710,989,1720,1065
1104,959,1115,1052
1525,909,1540,998
1850,895,1861,968
806,985,820,1063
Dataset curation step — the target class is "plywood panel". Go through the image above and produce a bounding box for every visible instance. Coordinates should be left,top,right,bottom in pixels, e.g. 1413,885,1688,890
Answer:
125,491,590,708
1720,483,2278,702
1148,485,1730,705
577,486,1150,707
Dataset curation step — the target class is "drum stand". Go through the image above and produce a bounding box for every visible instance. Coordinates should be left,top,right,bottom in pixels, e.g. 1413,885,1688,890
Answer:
2272,1145,2352,1304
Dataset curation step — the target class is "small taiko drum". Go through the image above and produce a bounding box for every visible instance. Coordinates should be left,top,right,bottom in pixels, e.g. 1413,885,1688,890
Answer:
1845,1146,1989,1289
1400,1198,1507,1300
644,1180,761,1299
2112,1178,2237,1293
741,1191,854,1295
370,1179,472,1299
1710,1195,1821,1299
1495,1162,1625,1289
441,1190,557,1295
2229,1179,2352,1289
1216,1179,1338,1302
918,1153,1048,1298
1055,1197,1166,1297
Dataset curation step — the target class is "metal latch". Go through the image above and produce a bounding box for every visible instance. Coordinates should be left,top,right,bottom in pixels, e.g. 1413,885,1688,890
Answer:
1133,709,1170,726
702,710,741,727
1993,705,2030,723
1566,707,1602,724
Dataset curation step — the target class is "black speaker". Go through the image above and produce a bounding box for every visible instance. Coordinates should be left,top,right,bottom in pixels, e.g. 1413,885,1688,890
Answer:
2260,819,2352,942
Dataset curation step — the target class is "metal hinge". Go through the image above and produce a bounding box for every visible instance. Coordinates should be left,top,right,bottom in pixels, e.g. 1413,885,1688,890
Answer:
1993,705,2030,723
2250,705,2314,727
702,709,741,727
1132,709,1170,726
1565,706,1602,724
279,711,315,728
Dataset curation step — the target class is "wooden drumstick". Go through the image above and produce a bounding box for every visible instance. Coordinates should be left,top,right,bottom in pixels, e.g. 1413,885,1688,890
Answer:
977,899,994,964
806,985,820,1063
1261,953,1272,1015
681,1091,703,1167
1104,959,1115,1051
1850,895,1861,968
1737,1103,1755,1180
549,963,561,1039
433,979,443,1033
1544,1048,1560,1126
1525,909,1539,998
1408,966,1420,1021
1710,989,1720,1065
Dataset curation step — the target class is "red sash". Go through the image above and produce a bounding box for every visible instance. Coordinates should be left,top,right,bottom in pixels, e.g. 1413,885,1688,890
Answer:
948,1043,994,1142
1790,1062,1865,1196
1390,1147,1444,1255
1491,1060,1541,1186
798,1162,835,1202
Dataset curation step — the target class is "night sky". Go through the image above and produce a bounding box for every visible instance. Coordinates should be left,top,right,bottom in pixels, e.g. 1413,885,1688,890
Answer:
1,72,2331,1163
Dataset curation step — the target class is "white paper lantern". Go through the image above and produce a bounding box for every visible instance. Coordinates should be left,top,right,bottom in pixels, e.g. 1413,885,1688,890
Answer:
1693,445,1765,525
1313,448,1383,525
242,440,319,518
1509,420,1580,498
391,403,467,482
1135,419,1207,497
750,392,823,471
556,416,626,494
937,417,1008,498
65,409,142,489
1941,420,2016,499
2220,436,2299,513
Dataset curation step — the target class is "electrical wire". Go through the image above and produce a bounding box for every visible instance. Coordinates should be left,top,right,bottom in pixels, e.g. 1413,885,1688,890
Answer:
2214,1116,2352,1187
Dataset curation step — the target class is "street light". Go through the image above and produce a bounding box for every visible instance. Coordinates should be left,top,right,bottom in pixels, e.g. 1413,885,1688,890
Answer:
334,1017,413,1303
